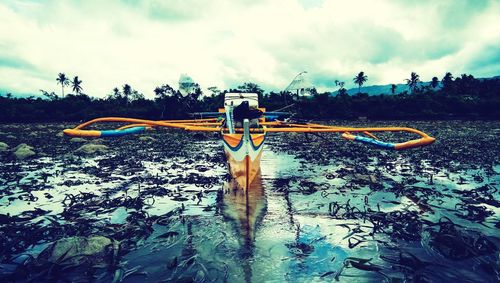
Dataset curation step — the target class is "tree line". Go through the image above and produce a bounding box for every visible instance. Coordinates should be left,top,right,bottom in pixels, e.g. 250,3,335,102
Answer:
0,71,498,122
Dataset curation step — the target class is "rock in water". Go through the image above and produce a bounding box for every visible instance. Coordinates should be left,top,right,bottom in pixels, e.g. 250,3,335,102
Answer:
36,236,118,267
13,143,35,159
353,174,378,183
13,143,30,151
70,137,87,143
76,144,109,155
139,136,156,142
0,142,8,152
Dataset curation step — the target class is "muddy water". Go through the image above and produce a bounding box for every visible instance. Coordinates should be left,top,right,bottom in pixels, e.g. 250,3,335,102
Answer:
0,121,499,282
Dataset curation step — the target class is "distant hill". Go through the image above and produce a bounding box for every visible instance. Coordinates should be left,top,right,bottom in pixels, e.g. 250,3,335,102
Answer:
0,90,34,99
479,75,500,81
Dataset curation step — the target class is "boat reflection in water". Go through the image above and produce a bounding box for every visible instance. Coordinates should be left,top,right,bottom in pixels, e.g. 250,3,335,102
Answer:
220,174,267,282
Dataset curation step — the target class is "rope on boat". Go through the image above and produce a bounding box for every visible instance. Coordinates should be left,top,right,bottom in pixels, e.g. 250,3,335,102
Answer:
63,117,435,150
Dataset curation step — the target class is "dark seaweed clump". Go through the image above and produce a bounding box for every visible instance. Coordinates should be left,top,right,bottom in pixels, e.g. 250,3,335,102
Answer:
266,120,499,282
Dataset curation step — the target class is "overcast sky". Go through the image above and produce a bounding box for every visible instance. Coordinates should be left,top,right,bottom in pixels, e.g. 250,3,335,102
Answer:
1,0,499,98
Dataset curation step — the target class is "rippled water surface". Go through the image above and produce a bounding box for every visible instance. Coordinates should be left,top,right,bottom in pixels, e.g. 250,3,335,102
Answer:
0,121,499,282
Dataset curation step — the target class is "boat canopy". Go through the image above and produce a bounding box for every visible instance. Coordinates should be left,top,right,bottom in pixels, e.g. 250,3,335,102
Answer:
285,72,313,96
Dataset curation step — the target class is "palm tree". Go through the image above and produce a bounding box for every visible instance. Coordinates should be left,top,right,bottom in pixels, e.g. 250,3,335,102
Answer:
122,84,132,102
71,76,83,95
335,80,347,96
390,84,397,94
430,77,439,89
334,80,345,88
237,82,264,96
154,85,170,119
405,72,420,94
154,86,164,99
110,87,120,100
56,73,69,97
207,86,220,97
353,72,368,94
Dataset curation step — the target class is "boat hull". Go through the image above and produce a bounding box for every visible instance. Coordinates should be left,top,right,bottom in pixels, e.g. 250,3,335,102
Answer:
222,133,265,190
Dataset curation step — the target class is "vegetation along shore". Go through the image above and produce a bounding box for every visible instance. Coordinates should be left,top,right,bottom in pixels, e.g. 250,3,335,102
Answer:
1,72,498,122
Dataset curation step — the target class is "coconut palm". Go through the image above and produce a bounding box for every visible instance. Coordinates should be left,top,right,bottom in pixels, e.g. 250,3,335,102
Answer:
56,73,69,97
122,84,132,102
237,82,264,96
353,72,368,94
405,72,420,94
71,76,83,95
335,81,347,96
207,86,220,97
334,80,345,88
108,87,121,100
390,84,397,94
154,86,164,99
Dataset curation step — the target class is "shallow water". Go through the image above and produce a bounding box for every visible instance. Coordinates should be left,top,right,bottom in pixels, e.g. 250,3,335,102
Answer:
0,121,499,282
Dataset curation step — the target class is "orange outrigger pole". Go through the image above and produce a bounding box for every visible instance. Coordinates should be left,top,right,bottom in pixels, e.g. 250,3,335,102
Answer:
64,117,435,150
63,93,435,190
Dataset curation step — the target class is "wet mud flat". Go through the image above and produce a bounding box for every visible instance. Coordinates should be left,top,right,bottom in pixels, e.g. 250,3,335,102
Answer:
0,120,499,282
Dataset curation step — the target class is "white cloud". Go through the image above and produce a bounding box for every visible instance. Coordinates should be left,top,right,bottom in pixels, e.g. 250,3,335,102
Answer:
0,0,498,97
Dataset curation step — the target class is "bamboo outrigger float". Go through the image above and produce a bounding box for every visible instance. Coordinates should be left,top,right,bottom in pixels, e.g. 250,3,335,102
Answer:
64,93,435,190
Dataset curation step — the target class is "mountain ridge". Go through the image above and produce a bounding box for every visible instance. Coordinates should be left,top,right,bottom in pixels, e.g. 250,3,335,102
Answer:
334,75,500,96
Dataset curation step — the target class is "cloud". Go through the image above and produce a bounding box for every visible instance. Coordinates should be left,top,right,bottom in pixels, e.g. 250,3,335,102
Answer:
0,0,498,98
0,55,35,70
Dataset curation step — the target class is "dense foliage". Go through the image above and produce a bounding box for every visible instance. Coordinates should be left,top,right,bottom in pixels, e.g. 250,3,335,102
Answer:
0,74,498,122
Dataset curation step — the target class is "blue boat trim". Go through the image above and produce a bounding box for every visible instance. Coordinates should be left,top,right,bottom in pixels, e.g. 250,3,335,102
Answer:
222,133,266,152
354,135,396,149
249,134,266,151
100,126,146,137
222,135,245,151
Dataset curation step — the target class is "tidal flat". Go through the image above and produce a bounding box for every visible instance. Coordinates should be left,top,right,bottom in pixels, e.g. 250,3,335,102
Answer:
0,120,499,282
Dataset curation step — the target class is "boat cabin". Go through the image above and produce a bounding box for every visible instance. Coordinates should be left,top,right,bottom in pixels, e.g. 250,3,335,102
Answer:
224,93,259,108
223,93,263,133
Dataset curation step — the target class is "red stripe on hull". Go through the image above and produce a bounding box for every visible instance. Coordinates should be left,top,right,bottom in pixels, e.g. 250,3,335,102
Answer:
224,150,263,190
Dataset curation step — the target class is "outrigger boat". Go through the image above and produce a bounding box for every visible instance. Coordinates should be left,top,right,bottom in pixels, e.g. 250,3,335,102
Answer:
63,93,435,190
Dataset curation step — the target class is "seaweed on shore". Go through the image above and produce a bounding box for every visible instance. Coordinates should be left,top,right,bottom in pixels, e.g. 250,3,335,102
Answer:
0,120,499,282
